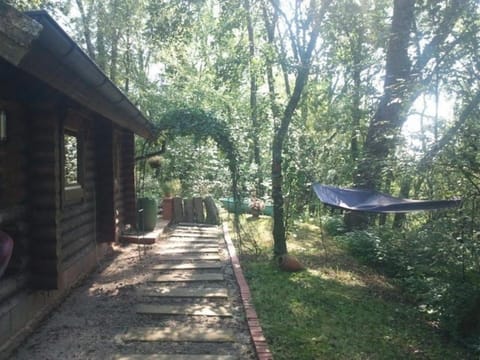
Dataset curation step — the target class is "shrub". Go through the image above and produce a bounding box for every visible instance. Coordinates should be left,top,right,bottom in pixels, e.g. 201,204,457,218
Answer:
321,214,345,236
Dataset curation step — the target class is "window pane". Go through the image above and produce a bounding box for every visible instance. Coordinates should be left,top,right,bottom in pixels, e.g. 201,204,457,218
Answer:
64,133,78,185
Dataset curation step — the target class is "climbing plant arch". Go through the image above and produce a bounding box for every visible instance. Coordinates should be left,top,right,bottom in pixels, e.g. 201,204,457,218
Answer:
157,108,240,204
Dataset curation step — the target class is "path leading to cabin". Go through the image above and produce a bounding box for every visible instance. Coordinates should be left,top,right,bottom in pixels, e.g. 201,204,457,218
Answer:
11,224,256,360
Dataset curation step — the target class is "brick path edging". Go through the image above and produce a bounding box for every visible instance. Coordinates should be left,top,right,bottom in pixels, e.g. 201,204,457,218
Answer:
222,223,273,360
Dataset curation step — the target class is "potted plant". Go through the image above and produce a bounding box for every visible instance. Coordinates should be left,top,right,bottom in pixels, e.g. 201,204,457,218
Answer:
147,155,163,170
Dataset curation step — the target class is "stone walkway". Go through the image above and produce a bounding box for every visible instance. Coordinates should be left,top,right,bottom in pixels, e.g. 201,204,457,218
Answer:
113,224,256,359
10,223,258,360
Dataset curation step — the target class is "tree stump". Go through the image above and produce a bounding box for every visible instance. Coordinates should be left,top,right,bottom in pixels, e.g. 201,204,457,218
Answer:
183,198,194,223
204,196,219,225
193,197,205,223
172,197,184,223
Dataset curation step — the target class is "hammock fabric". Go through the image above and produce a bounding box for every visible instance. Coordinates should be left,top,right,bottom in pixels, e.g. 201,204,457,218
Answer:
313,183,461,213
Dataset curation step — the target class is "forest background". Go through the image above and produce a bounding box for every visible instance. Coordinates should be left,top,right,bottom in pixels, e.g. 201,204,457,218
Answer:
9,0,480,352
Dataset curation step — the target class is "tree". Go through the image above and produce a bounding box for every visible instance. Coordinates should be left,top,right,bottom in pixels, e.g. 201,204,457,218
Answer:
266,0,332,257
355,0,469,191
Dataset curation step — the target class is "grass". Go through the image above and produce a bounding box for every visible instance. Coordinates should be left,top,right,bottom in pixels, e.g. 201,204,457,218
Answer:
229,215,474,360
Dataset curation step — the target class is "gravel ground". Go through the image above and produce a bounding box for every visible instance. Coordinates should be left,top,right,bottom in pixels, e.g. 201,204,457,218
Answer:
9,225,256,360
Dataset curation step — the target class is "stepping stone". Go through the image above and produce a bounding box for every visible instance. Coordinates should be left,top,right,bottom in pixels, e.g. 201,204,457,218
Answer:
139,287,228,298
177,222,219,228
120,228,164,244
169,235,220,241
160,243,219,249
122,325,234,342
148,273,224,282
166,240,220,246
136,303,232,317
155,248,218,254
114,355,237,360
152,262,222,270
168,233,219,237
167,237,223,245
156,254,220,261
168,231,222,239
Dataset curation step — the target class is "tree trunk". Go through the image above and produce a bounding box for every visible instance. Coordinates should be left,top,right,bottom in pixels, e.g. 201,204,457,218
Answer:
354,0,467,191
244,0,262,195
75,0,96,60
354,0,415,190
349,34,362,163
271,16,324,256
95,2,107,71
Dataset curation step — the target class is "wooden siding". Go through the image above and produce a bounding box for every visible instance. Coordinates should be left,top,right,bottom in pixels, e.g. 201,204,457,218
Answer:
60,110,96,271
95,119,115,242
28,106,61,290
114,129,136,236
0,102,29,296
122,131,136,227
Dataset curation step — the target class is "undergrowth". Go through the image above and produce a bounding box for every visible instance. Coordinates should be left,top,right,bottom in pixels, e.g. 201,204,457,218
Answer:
229,214,475,359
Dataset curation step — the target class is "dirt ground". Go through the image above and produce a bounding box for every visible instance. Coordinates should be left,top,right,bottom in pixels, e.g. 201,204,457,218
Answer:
9,225,256,360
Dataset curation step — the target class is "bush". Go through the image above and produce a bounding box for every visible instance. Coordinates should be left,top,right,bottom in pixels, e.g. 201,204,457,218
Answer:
321,214,345,236
334,218,480,352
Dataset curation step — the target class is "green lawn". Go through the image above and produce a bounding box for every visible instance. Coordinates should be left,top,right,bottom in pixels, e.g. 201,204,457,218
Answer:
231,216,473,360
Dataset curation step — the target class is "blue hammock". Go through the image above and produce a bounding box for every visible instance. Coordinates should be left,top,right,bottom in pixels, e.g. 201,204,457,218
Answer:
313,183,461,213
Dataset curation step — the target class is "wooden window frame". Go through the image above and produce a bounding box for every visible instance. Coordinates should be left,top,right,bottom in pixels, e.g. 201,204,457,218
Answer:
62,124,85,205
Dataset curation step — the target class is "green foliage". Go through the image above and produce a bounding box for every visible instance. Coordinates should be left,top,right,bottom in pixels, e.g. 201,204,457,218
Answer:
338,213,480,350
321,214,346,236
36,0,480,352
155,108,241,204
160,178,181,197
235,217,472,359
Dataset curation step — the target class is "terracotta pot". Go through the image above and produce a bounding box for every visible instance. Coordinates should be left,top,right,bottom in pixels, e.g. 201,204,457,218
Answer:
162,197,174,220
278,254,305,272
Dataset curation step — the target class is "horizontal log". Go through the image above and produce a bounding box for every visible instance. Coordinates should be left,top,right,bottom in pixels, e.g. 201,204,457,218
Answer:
61,222,94,248
0,274,29,304
29,166,57,177
61,242,95,270
30,180,58,193
30,196,59,209
30,241,59,258
62,234,95,262
0,205,26,224
61,204,94,222
30,215,59,227
30,258,59,275
32,227,58,239
29,274,59,290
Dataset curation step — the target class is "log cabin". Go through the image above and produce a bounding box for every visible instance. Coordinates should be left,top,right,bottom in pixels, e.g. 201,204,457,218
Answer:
0,4,156,353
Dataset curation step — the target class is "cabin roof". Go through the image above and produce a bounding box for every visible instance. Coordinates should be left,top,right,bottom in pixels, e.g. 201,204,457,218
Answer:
0,4,156,140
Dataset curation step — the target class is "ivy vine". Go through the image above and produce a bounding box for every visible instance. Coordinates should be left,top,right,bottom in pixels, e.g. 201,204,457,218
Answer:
157,108,240,205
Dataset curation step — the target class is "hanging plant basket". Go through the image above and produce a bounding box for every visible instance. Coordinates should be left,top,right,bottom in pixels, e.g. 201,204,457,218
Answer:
147,155,163,169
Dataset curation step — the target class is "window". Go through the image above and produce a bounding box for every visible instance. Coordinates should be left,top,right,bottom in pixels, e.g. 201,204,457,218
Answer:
63,129,84,203
64,132,79,185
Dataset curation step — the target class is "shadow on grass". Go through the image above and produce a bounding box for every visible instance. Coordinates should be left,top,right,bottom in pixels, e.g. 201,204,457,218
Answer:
243,258,473,360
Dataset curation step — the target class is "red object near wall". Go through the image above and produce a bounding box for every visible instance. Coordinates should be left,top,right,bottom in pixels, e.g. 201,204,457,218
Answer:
0,231,14,279
162,197,174,220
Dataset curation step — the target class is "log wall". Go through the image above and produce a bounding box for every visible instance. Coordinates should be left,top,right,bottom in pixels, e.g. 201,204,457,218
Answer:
60,110,96,277
0,43,140,355
95,119,115,242
28,106,61,290
116,129,136,232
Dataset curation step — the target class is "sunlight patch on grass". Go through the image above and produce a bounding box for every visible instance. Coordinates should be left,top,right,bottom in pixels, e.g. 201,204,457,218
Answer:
307,267,367,288
231,215,472,360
